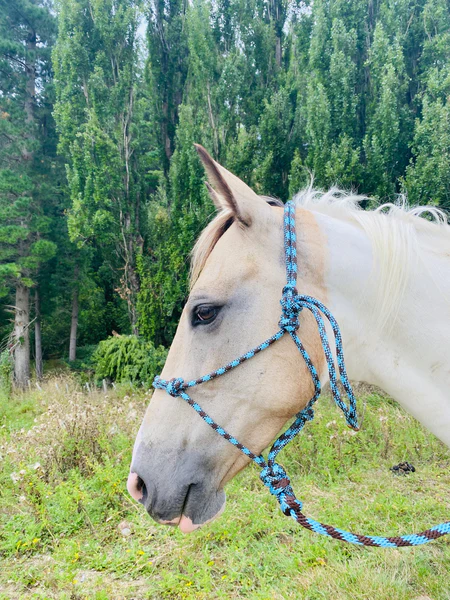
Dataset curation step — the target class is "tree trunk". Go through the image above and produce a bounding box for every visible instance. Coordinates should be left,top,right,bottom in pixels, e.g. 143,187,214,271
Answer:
119,211,141,336
275,35,282,68
14,284,30,387
162,100,172,165
34,288,43,380
269,0,284,69
129,264,140,336
25,32,36,121
69,268,79,362
14,26,35,388
23,29,36,159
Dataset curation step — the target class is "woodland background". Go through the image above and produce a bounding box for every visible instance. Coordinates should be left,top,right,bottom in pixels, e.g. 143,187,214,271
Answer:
1,0,450,388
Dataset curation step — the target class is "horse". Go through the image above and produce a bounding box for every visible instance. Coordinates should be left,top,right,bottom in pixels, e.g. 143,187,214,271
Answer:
127,145,450,534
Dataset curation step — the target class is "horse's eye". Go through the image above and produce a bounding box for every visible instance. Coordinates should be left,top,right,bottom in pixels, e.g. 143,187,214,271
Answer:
193,305,220,326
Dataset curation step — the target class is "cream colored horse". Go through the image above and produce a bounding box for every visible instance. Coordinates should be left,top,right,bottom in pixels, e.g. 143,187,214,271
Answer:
128,145,450,533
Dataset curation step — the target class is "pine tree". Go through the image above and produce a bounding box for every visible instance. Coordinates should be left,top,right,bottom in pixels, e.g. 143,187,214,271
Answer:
0,0,58,385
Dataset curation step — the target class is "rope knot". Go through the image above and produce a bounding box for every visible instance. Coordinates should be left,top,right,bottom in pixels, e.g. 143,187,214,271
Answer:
260,462,302,515
166,377,185,397
279,285,303,332
260,463,292,499
300,405,315,422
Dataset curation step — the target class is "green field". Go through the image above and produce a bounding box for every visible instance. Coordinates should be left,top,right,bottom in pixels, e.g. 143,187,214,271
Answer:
1,378,449,600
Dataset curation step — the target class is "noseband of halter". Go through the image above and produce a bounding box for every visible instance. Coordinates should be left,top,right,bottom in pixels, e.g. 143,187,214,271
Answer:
152,201,450,548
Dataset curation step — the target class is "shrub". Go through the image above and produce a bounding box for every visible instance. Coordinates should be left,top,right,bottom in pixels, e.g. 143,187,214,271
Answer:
92,335,167,387
64,344,98,372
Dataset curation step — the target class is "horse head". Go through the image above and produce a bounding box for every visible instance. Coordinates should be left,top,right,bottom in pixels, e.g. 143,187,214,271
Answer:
128,146,328,532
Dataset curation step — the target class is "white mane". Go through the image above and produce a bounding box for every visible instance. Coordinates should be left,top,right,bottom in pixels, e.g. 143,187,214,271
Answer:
294,186,450,331
192,182,450,331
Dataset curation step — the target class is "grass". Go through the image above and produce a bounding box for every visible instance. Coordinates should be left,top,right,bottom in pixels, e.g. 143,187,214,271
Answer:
0,377,449,599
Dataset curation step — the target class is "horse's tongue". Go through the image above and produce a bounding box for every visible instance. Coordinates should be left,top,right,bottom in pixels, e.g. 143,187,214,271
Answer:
178,516,201,534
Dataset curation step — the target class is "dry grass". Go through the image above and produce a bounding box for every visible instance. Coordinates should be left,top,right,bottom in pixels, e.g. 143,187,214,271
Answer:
2,375,147,478
1,377,450,599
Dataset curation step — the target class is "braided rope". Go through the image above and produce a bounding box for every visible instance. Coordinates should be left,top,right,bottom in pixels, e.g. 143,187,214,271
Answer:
153,201,450,547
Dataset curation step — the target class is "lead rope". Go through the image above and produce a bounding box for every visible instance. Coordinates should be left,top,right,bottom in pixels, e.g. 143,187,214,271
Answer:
153,201,450,547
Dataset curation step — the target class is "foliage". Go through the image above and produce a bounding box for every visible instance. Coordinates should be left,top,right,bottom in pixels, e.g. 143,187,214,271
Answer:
2,0,450,370
0,349,13,399
63,344,98,373
403,62,450,209
0,0,59,290
53,0,158,333
255,88,295,199
92,335,167,386
0,0,64,384
1,380,450,597
136,0,450,344
146,0,189,171
137,105,213,346
40,261,131,359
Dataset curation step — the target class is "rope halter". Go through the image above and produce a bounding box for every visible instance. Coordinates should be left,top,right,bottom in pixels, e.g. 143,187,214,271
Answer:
152,200,450,548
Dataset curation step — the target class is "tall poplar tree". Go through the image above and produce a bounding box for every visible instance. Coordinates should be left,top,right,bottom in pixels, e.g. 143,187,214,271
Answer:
53,0,153,334
146,0,189,171
137,105,213,345
403,0,450,208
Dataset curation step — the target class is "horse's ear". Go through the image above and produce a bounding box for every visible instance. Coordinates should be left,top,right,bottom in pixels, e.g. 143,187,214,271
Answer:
204,181,222,209
195,144,271,227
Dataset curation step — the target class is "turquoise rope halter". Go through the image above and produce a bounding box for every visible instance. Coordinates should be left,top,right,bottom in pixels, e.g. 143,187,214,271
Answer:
153,201,450,547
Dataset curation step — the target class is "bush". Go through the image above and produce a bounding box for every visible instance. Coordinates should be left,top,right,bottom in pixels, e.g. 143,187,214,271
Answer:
64,344,98,373
92,335,167,387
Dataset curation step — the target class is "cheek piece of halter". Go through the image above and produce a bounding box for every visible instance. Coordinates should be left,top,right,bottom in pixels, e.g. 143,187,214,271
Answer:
153,201,450,547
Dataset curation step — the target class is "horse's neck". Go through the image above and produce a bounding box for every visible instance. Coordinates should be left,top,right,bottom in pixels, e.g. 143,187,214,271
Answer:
312,211,450,448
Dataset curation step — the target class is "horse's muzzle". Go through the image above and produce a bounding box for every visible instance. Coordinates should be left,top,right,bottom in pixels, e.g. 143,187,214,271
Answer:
128,443,226,532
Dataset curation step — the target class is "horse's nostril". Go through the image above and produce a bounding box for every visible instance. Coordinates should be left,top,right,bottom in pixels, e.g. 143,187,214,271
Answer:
127,471,147,503
137,476,147,504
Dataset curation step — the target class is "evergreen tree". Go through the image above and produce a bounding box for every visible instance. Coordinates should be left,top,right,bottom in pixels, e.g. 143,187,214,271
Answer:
137,106,213,345
403,0,450,208
305,79,332,183
53,0,155,334
0,0,58,385
363,24,409,198
403,65,450,208
185,0,220,157
146,0,189,171
1,0,447,365
256,88,295,199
